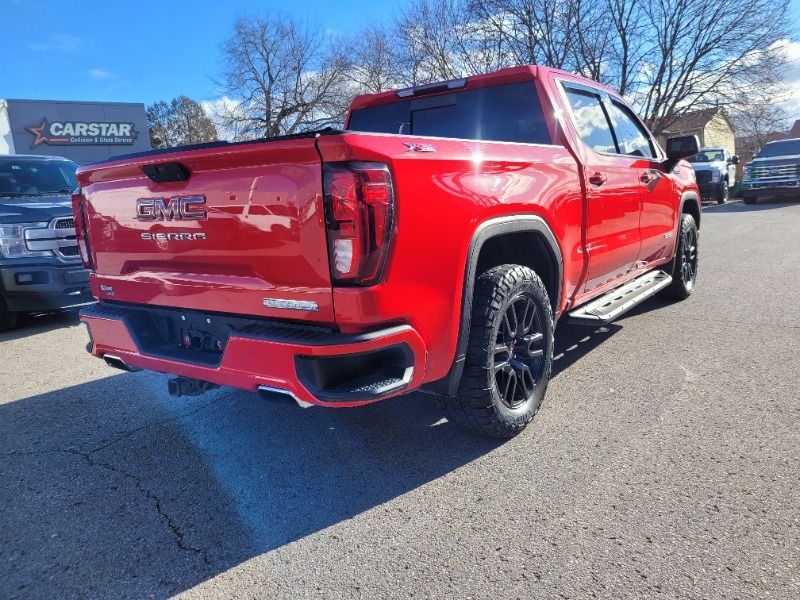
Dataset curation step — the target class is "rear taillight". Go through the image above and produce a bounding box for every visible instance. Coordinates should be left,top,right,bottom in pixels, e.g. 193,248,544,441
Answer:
323,162,395,285
71,188,94,270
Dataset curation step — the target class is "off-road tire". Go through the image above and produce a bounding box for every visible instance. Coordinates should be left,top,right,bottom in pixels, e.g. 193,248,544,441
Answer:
661,213,698,301
0,296,19,332
444,265,554,438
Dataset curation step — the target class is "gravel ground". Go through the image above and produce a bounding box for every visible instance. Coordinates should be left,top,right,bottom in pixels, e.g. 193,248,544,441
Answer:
1,199,798,599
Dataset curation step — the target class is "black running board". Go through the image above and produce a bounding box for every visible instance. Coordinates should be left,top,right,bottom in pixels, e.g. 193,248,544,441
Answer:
566,270,672,325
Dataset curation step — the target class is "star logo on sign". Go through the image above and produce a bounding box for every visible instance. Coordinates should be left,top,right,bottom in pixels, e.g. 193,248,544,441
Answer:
26,119,51,146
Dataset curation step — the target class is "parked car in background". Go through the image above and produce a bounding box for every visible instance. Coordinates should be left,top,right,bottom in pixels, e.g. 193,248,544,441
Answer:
74,66,701,438
0,155,92,331
686,147,739,204
742,138,800,204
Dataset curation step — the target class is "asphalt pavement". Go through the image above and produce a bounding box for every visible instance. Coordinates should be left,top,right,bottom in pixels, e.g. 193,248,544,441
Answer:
1,199,799,599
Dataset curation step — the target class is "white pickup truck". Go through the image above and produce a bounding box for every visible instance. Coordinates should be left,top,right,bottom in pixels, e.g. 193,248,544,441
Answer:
686,147,739,204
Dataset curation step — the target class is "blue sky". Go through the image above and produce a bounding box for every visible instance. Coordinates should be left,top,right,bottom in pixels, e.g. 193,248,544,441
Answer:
1,0,799,112
0,0,399,105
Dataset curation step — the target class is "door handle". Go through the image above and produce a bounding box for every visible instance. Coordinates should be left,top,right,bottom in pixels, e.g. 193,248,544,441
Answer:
588,172,607,186
640,172,653,185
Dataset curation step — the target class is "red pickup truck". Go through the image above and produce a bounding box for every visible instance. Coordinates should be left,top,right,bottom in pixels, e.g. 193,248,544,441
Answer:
75,66,701,438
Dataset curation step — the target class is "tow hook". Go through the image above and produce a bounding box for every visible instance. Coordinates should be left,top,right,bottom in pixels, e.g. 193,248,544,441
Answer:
167,376,219,397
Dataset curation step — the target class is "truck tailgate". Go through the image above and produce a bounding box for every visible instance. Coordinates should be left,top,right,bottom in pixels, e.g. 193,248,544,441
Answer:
76,136,335,323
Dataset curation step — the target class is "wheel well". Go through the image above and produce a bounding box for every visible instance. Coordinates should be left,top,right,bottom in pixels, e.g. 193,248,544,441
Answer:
475,231,559,311
682,196,701,229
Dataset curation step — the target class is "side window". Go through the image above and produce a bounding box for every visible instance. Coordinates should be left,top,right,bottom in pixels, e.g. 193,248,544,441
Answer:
564,87,617,154
609,100,656,158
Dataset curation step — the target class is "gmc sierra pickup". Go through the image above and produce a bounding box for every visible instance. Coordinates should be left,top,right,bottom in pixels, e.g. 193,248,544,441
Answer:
1,155,91,330
75,66,701,438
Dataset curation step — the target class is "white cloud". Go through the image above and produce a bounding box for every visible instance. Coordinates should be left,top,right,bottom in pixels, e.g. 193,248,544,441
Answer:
89,68,115,80
201,96,244,141
781,40,800,120
28,33,82,53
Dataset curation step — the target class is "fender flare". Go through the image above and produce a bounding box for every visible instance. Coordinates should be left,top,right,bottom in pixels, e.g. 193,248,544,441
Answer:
680,190,701,229
425,215,563,396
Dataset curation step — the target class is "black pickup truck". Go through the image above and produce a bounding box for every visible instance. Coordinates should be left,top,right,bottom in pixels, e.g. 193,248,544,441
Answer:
0,155,92,330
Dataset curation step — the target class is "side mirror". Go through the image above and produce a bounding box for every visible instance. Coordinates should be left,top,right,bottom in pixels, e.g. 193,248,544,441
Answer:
731,155,740,165
666,135,700,161
664,135,700,170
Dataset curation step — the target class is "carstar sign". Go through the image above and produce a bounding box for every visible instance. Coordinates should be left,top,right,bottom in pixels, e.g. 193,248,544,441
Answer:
26,118,138,147
1,98,151,163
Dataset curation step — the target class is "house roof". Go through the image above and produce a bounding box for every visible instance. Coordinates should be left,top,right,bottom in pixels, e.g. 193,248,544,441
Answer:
785,119,800,139
662,107,732,134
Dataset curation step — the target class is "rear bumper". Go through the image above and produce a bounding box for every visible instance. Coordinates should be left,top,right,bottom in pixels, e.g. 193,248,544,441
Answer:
0,262,92,312
80,302,428,407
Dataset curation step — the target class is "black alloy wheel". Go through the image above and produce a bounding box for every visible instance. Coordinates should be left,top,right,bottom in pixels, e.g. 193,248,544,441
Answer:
493,294,546,409
445,264,554,438
661,213,699,300
680,223,698,292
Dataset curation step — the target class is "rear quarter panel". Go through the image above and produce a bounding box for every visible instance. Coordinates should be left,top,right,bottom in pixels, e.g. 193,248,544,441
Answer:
317,133,582,382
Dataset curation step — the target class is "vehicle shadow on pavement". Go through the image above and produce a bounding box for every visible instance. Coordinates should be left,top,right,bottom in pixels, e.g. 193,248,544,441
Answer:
552,322,621,377
0,370,500,598
0,309,83,343
0,319,623,598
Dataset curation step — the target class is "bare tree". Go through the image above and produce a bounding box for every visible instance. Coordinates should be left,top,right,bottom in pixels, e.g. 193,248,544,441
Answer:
214,2,793,141
344,26,407,94
601,0,647,96
219,15,350,139
467,0,793,135
731,87,794,154
146,96,218,148
396,0,513,83
634,0,791,135
471,0,585,69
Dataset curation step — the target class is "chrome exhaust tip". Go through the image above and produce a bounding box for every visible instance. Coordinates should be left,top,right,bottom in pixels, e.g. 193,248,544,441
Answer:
102,354,140,372
257,385,314,409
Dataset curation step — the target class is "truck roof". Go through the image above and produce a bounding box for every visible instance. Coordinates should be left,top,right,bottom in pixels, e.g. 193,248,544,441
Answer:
764,137,800,145
349,65,621,111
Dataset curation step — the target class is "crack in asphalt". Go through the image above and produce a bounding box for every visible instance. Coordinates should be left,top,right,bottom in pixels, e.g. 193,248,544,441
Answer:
64,447,213,567
0,397,221,458
1,395,226,566
87,398,221,454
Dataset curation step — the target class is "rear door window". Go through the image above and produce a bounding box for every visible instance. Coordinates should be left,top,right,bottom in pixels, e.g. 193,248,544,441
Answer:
348,82,552,145
563,88,617,154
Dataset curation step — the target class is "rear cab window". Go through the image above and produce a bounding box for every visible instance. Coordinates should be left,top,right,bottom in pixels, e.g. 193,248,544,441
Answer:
347,82,552,145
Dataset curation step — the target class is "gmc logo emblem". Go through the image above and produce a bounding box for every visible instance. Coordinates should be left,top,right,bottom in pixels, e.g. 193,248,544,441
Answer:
136,196,207,220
